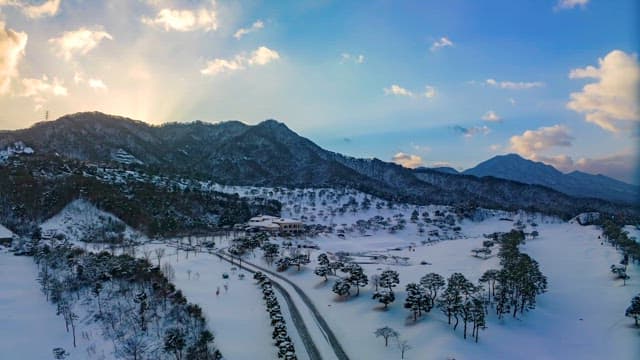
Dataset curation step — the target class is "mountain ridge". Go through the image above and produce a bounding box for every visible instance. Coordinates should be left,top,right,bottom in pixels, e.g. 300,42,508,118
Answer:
463,153,638,204
1,111,638,220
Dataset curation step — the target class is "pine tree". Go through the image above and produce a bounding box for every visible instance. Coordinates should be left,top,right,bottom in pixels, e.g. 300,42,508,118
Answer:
379,270,400,292
404,283,428,321
317,253,330,266
332,279,351,298
373,290,395,309
479,269,499,303
625,294,640,327
347,267,369,296
164,327,186,360
420,273,445,311
471,297,486,342
314,265,330,281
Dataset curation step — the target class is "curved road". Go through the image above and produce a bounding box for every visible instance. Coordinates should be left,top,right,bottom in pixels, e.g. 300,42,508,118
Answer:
213,251,322,360
215,251,350,360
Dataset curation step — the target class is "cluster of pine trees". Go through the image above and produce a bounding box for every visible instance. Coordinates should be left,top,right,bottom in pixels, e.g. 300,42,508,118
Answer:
600,219,640,263
253,272,297,359
483,230,548,319
597,219,640,328
0,156,281,237
34,241,222,359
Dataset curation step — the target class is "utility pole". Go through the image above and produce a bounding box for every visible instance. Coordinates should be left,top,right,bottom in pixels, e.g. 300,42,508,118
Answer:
45,110,49,121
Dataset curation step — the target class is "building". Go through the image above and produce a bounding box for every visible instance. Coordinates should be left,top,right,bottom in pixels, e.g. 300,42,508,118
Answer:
247,215,303,233
0,224,14,246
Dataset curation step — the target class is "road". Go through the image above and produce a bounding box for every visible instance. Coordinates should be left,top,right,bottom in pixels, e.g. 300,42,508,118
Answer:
215,250,350,360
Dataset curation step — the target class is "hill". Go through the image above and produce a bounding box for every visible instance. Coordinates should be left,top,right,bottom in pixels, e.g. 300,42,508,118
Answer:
463,154,639,204
1,112,638,222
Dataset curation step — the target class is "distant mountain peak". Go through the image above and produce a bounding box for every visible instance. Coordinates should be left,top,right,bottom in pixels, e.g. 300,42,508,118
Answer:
464,153,638,204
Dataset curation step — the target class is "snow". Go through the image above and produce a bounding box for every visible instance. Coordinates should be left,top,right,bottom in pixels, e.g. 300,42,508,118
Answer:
625,225,640,243
3,184,639,360
0,141,34,163
40,199,145,245
139,241,302,360
0,250,112,359
0,223,13,239
264,219,639,360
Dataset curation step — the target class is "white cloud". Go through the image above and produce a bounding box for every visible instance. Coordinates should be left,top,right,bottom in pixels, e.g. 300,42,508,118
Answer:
575,151,638,184
73,71,83,84
384,84,436,99
508,97,516,105
0,20,28,95
0,0,60,19
200,46,280,76
49,27,113,61
248,46,280,65
142,1,218,32
489,144,501,151
509,124,573,158
340,53,365,64
21,0,60,18
423,85,436,98
430,37,453,52
481,110,502,122
567,50,640,132
19,75,68,109
384,84,413,97
392,152,423,168
200,57,244,75
486,78,544,89
555,0,589,10
234,20,264,39
535,154,575,172
88,78,107,91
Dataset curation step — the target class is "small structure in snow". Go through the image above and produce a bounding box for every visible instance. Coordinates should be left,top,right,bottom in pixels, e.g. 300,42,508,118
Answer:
246,215,303,233
0,224,15,246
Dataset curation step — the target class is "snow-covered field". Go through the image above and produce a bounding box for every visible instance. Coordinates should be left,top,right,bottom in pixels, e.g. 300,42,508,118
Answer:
0,250,112,359
138,241,305,360
268,220,639,360
3,185,639,359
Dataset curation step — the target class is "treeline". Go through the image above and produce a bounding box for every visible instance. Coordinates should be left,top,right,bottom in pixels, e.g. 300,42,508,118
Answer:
0,156,281,237
488,230,548,318
253,272,298,359
304,230,547,343
599,219,640,263
34,242,222,359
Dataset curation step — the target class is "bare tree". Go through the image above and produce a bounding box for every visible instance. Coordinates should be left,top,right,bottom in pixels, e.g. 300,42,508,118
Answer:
398,339,411,359
374,326,398,347
154,248,165,267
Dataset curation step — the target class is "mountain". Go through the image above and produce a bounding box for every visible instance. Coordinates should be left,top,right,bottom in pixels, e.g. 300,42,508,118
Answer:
430,166,459,175
463,154,639,205
1,112,638,221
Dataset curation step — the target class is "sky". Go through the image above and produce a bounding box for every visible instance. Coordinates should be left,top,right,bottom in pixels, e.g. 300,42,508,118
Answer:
0,0,639,184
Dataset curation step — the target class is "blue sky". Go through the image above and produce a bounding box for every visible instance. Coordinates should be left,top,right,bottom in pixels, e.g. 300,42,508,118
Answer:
0,0,638,183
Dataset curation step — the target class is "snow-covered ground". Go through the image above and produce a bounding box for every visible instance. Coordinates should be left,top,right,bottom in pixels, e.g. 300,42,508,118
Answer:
625,225,640,243
3,184,639,360
264,219,639,360
0,250,112,359
138,241,302,360
40,199,145,245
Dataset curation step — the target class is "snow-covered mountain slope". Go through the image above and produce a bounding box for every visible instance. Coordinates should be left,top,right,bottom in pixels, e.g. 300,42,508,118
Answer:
463,153,639,204
40,199,145,245
2,111,636,219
